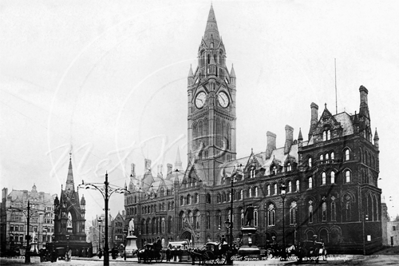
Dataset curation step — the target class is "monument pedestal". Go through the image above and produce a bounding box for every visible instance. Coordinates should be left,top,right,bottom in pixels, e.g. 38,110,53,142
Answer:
125,235,138,258
238,226,260,258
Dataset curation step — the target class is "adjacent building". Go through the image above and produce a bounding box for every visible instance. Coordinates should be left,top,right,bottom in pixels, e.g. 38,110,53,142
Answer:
124,5,382,254
111,211,126,250
386,221,399,246
87,212,125,255
0,185,55,254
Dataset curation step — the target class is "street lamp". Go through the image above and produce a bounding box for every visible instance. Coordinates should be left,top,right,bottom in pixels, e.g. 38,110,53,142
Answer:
98,217,102,253
224,164,243,250
8,200,44,264
78,172,130,266
280,179,287,259
362,213,369,255
66,235,70,261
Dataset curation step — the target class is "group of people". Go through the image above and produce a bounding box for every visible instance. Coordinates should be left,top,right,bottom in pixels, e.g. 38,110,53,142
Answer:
97,246,121,259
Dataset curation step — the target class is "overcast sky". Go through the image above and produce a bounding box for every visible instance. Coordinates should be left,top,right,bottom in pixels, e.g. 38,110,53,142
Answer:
1,0,399,226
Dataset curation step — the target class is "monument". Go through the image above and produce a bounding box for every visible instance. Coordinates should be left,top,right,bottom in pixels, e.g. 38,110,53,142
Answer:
125,218,138,258
238,206,260,259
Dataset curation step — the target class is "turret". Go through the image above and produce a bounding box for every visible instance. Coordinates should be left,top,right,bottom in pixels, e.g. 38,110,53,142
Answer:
230,64,236,86
188,65,194,86
298,128,303,142
80,194,86,213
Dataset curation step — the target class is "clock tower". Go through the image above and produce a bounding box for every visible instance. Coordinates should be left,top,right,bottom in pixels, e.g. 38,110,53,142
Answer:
187,5,236,186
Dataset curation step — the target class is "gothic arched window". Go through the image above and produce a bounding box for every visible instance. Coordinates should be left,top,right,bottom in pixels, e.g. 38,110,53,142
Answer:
345,170,351,183
330,171,336,184
344,195,352,221
322,172,326,185
67,212,72,232
267,204,276,226
344,149,350,161
290,201,297,225
331,196,337,221
322,201,327,221
308,200,314,223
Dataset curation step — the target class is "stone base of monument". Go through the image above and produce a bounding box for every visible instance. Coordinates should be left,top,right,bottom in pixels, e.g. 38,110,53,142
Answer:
125,235,138,258
238,226,260,259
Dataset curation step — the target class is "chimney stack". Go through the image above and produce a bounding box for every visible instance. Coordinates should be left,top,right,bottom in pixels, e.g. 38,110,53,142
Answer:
359,85,370,119
167,163,173,175
145,159,151,172
308,102,319,140
266,131,276,159
284,125,294,154
130,163,135,177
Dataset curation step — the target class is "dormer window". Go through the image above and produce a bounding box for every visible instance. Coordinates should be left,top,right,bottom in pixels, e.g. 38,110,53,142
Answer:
323,129,331,141
271,166,277,175
286,163,292,172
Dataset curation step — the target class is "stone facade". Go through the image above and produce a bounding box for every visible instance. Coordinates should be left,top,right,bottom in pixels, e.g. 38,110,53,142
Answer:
387,221,399,246
124,5,382,254
0,185,55,253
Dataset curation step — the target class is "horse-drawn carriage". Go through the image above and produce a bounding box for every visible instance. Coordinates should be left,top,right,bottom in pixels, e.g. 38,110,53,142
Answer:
137,243,164,263
297,240,327,263
189,242,232,265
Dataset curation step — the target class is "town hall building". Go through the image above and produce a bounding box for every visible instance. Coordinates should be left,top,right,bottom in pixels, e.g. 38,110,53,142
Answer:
124,5,382,254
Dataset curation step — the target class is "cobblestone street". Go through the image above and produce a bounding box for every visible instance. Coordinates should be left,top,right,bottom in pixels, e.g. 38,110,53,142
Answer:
1,254,399,266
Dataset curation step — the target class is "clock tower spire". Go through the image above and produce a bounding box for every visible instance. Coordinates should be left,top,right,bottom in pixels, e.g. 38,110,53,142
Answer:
187,5,236,186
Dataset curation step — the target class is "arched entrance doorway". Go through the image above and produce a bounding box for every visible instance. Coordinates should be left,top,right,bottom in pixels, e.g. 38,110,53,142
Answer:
180,231,193,246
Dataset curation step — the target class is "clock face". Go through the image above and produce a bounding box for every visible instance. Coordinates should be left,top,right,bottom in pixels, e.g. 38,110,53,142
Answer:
195,91,206,108
218,92,229,108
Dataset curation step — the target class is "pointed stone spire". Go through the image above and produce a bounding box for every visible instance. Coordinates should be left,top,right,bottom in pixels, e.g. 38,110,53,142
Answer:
65,154,75,192
298,127,303,142
188,64,194,77
230,64,236,78
175,147,183,171
204,5,220,46
374,127,379,149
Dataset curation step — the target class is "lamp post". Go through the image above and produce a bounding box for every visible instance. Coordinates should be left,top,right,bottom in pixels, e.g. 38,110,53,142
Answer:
98,217,102,253
66,235,70,260
78,172,130,266
224,164,242,250
280,180,287,258
362,212,369,255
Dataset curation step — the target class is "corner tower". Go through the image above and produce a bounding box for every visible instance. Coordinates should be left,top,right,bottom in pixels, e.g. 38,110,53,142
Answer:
187,5,237,185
